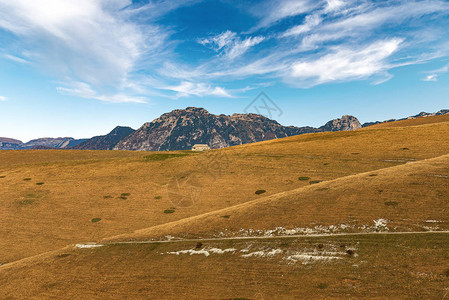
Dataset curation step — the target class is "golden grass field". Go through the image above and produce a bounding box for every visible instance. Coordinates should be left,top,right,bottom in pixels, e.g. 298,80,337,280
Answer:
1,233,449,299
1,115,449,299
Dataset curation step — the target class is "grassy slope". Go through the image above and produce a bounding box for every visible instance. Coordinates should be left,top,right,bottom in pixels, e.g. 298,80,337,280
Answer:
1,234,449,299
105,152,449,242
1,116,449,299
365,114,449,129
1,119,449,262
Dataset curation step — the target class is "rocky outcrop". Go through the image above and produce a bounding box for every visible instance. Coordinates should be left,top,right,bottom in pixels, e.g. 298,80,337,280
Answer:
73,126,135,150
113,107,354,151
319,115,362,132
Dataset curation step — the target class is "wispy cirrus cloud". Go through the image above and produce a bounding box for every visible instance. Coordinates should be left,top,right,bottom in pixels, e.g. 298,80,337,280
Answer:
56,81,147,103
182,0,449,88
281,14,322,38
288,38,403,87
199,31,265,60
3,54,29,64
1,0,449,102
248,0,320,32
0,0,195,102
162,81,232,98
0,96,6,101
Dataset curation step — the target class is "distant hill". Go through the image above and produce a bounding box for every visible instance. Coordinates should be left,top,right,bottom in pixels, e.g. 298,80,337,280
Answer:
114,107,361,151
362,109,449,127
0,137,23,150
23,137,85,149
72,126,135,150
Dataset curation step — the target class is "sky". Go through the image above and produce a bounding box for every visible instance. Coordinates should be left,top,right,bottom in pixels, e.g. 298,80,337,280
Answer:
1,0,449,142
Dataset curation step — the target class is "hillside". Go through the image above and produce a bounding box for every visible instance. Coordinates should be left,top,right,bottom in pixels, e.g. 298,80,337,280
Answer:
1,117,449,263
365,114,449,129
106,153,449,242
362,109,449,127
2,146,449,299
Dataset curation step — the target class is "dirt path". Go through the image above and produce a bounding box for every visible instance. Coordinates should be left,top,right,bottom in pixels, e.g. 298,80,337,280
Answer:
104,230,449,246
2,230,448,270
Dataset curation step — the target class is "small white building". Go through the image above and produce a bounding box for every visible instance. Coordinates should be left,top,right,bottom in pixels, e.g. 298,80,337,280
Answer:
192,144,210,151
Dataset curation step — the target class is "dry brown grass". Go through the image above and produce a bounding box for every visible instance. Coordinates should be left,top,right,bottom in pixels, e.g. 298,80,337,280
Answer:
105,153,449,242
1,117,449,299
1,233,448,299
1,119,449,263
365,114,449,129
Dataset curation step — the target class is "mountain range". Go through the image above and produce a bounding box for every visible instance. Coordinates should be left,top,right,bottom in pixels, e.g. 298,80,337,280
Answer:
72,126,135,150
1,108,447,151
0,137,86,150
361,109,449,127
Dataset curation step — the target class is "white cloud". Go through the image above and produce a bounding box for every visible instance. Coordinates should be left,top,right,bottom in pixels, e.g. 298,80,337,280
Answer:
0,0,183,102
177,0,449,91
199,31,264,60
163,82,232,98
423,74,439,82
0,96,6,101
325,0,347,13
289,38,403,87
422,63,449,82
2,0,449,100
123,0,200,20
227,36,265,59
199,31,237,51
0,0,149,86
250,0,319,31
57,81,147,103
328,1,448,31
282,14,322,37
3,54,29,64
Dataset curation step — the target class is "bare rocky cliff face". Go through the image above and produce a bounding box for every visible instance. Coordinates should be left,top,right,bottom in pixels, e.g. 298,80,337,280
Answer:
73,126,135,150
320,115,362,132
114,107,361,151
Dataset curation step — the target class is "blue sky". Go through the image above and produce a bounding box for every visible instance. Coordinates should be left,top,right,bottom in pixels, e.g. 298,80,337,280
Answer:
1,0,449,141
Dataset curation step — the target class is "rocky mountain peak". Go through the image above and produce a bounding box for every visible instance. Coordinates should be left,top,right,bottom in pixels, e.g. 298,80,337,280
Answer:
114,108,364,151
320,115,362,132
